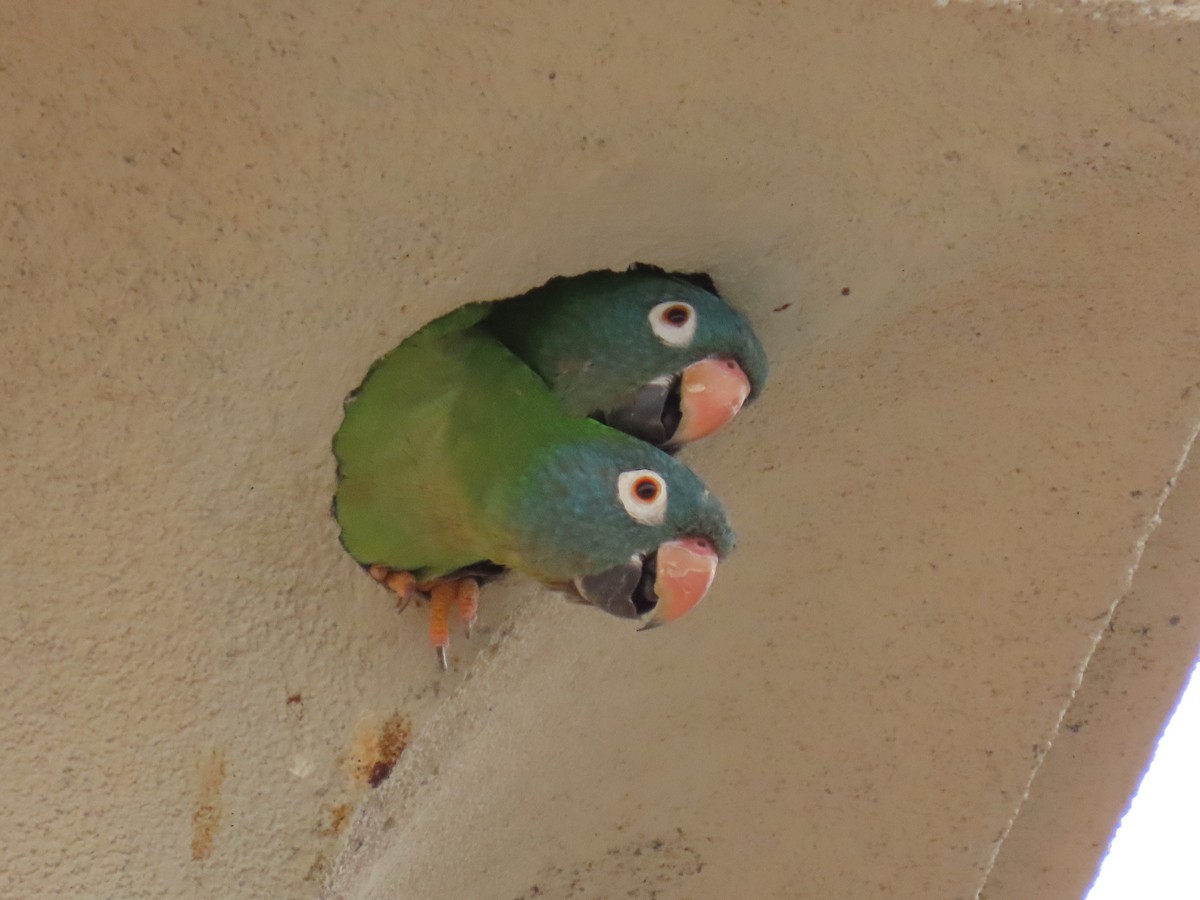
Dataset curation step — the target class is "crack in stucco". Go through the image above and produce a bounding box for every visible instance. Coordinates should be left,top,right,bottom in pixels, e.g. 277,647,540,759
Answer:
972,413,1200,899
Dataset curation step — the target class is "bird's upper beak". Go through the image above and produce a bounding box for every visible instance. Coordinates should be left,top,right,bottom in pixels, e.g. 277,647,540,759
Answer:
639,536,719,629
672,357,752,445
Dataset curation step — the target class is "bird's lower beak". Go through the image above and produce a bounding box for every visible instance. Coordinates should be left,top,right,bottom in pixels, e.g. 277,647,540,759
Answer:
639,536,719,630
600,376,676,448
572,537,720,627
572,556,647,619
672,357,752,445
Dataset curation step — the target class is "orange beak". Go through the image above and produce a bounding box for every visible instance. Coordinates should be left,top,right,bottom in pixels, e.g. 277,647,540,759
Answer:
672,357,752,445
641,536,720,629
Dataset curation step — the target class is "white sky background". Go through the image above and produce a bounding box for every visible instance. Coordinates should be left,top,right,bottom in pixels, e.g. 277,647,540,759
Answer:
1086,660,1200,899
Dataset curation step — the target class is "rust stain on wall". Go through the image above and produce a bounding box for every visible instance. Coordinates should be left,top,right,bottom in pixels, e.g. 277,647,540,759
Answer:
191,750,227,861
345,714,412,788
317,802,352,837
304,852,330,884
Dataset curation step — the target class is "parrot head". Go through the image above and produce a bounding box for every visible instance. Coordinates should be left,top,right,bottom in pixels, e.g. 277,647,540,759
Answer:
507,429,735,627
597,264,768,450
487,265,769,451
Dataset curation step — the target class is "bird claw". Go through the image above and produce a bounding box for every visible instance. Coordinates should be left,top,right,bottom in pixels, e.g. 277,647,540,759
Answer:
368,566,416,612
427,578,479,669
458,579,479,640
367,568,479,670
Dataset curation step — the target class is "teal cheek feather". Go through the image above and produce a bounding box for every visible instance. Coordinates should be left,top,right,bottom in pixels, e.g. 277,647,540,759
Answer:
480,265,769,437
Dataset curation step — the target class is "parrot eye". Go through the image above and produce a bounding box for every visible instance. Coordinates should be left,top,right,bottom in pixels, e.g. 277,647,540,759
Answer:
648,301,697,347
617,469,668,526
664,305,689,325
634,478,659,500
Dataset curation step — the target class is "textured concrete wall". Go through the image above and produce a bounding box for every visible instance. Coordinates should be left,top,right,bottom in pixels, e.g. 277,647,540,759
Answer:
3,2,1199,898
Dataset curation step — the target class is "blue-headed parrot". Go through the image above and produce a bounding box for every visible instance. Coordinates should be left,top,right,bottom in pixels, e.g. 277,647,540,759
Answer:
332,305,735,667
481,264,768,450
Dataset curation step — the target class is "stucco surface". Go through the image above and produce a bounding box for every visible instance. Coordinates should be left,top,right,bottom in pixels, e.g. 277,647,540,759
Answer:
2,2,1199,899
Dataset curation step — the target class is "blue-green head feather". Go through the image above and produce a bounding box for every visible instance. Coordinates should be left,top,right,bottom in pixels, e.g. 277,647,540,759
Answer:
482,266,768,448
504,426,735,583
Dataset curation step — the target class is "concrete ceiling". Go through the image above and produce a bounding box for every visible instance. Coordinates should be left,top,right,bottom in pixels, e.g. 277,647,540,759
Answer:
3,1,1199,898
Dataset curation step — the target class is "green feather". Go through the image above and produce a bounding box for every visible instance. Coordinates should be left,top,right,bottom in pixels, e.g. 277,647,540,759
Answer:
333,305,733,583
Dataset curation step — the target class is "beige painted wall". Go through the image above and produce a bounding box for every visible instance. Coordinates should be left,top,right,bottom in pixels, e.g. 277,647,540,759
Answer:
3,2,1199,898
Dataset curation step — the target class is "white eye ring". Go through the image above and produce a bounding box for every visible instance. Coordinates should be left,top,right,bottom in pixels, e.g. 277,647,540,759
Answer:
617,469,668,526
648,301,697,347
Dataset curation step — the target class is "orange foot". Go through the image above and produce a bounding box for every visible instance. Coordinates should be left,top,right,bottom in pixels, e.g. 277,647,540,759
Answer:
369,567,479,669
368,566,416,612
421,578,480,670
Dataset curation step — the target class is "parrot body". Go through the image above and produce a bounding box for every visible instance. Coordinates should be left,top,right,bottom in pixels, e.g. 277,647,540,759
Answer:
332,304,734,651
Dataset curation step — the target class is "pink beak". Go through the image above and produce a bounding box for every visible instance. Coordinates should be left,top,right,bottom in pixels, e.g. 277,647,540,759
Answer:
673,357,752,445
643,536,720,628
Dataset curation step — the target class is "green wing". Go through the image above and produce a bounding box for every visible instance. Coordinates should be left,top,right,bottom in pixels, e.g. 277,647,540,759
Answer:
333,306,573,580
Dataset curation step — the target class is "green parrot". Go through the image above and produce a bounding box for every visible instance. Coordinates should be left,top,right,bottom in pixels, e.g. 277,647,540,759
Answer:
332,305,735,667
480,264,768,450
